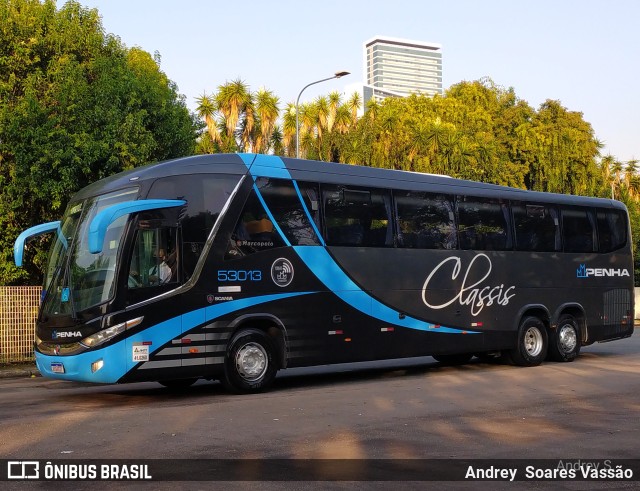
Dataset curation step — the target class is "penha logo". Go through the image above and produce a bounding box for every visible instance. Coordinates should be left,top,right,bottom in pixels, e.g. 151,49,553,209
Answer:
52,330,82,339
577,264,630,278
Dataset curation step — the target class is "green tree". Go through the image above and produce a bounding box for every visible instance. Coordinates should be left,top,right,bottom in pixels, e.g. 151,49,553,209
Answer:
0,0,197,285
195,92,221,152
254,88,280,154
216,78,253,152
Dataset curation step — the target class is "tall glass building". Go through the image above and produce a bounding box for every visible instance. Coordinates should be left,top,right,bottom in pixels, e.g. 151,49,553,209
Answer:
364,36,443,98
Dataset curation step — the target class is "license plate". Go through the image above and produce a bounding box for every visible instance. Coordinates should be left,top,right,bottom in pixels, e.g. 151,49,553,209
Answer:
51,362,65,374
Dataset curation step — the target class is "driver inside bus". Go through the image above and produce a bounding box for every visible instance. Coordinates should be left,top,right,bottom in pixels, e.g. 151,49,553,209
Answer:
149,248,173,284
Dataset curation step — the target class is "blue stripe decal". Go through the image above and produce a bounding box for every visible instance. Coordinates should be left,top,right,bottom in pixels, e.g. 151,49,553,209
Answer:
241,153,291,181
253,184,291,247
35,291,315,383
293,246,477,335
239,153,256,169
292,180,325,246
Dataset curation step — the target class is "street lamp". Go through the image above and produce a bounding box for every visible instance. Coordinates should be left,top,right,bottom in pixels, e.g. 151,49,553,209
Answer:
295,70,350,158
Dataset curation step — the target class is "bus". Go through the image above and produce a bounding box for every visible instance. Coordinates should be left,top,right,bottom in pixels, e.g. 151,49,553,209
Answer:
14,153,634,393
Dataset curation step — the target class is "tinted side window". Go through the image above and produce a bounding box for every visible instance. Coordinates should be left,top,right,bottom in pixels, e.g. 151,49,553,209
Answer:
225,188,285,259
128,227,178,289
323,185,393,247
148,174,239,279
457,197,512,251
257,178,321,246
561,207,595,253
512,203,561,252
396,191,457,249
597,209,627,252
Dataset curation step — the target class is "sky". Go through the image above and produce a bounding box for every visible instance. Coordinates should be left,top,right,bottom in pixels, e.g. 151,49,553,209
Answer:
58,0,639,162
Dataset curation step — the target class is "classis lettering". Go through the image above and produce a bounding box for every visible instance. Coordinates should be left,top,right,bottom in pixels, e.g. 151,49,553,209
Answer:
422,253,516,317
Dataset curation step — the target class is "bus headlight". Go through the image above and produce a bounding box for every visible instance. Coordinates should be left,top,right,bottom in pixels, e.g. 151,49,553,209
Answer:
81,323,126,348
80,316,143,348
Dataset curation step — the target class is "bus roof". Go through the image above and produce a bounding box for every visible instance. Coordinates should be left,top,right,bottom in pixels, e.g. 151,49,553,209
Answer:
72,153,624,210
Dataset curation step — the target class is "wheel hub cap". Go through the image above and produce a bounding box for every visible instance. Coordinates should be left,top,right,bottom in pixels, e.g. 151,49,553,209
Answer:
235,342,268,382
558,325,577,353
524,327,543,357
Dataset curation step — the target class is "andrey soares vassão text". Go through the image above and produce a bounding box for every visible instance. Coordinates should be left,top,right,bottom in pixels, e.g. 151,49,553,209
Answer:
465,461,634,481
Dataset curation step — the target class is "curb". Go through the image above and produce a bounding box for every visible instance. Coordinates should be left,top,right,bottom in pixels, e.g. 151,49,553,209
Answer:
0,363,40,379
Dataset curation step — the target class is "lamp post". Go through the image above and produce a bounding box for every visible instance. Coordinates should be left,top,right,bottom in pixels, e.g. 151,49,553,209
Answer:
295,70,350,158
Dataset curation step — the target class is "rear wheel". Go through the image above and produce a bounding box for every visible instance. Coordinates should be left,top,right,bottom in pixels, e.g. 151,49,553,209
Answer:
548,314,581,362
509,316,548,366
222,329,278,393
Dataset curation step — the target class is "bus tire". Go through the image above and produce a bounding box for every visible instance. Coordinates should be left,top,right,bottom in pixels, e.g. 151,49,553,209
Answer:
548,314,581,362
509,316,548,366
222,328,278,393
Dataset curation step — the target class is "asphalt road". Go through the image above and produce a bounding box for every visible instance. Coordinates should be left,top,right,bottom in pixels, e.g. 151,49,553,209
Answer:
1,335,639,489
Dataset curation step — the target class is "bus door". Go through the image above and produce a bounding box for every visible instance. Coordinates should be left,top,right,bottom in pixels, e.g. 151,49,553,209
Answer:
125,212,189,372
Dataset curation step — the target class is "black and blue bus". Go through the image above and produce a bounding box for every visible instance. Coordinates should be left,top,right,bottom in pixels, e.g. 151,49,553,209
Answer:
14,153,634,392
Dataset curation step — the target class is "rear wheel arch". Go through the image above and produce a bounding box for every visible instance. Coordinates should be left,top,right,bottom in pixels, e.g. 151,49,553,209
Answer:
515,305,551,332
552,304,587,344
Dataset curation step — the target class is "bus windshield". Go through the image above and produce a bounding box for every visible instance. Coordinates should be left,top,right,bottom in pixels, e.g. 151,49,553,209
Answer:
42,188,138,316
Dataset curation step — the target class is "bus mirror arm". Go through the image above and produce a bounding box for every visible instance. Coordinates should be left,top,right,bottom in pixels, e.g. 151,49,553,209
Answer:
14,221,62,267
88,199,186,254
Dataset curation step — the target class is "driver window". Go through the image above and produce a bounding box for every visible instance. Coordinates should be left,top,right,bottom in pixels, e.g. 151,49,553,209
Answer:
128,227,178,289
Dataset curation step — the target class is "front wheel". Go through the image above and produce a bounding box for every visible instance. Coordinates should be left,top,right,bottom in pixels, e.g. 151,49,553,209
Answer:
547,314,581,362
509,316,548,366
222,329,278,394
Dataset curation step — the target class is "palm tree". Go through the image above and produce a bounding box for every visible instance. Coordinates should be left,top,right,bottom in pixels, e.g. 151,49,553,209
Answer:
240,103,255,152
254,88,280,154
624,159,639,199
407,120,431,164
271,125,284,156
333,105,351,135
282,103,297,156
610,158,624,199
599,154,616,198
195,93,221,150
327,91,341,133
314,96,329,152
426,118,448,156
346,91,362,128
216,79,253,151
